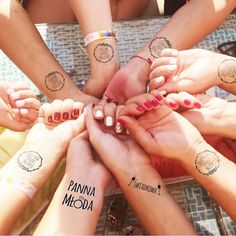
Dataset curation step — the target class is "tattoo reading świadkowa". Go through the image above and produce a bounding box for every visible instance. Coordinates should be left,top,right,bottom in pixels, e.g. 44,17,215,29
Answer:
45,71,65,92
149,37,172,58
93,43,114,63
17,151,43,172
195,150,220,176
218,59,236,84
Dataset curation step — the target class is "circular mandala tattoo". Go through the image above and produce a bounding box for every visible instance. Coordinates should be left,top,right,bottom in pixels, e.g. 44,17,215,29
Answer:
149,37,172,58
195,150,219,176
45,71,65,92
93,43,114,63
17,151,43,172
218,59,236,84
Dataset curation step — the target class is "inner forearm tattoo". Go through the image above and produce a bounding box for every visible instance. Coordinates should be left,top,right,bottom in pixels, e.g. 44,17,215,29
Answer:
17,151,43,172
195,150,219,176
62,180,96,211
93,43,114,63
45,71,65,92
149,37,172,58
218,59,236,84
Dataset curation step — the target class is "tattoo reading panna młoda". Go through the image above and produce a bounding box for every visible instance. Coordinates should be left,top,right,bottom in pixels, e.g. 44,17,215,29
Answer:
93,43,114,63
45,71,65,92
218,59,236,84
149,37,172,59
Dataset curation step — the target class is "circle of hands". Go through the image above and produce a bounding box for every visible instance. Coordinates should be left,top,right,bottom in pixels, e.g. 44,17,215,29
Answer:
1,48,235,183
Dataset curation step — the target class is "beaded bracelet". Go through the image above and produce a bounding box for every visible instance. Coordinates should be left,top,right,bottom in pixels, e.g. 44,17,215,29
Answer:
0,175,37,200
129,55,152,66
84,30,116,47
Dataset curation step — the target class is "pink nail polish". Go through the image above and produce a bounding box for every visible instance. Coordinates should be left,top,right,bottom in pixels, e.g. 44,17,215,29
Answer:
184,99,192,106
155,94,163,102
151,100,160,107
48,116,53,123
63,112,69,120
54,112,61,121
117,118,126,126
144,101,153,109
169,101,177,109
73,108,80,117
136,105,145,112
194,102,202,109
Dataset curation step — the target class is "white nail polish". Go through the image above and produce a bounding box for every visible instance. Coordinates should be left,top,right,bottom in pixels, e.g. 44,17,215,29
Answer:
7,89,14,95
95,110,103,118
154,76,164,84
168,65,177,71
16,100,25,107
169,58,177,64
115,122,122,134
171,49,179,56
20,108,28,115
105,116,113,127
10,92,20,100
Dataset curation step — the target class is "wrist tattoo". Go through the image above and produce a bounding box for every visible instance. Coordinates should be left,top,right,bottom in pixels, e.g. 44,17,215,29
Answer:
218,59,236,84
17,151,43,172
149,37,172,58
93,43,114,63
62,180,96,211
195,150,220,176
45,71,65,92
128,176,161,195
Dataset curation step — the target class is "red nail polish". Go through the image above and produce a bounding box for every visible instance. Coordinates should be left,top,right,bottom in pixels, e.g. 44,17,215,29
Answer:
136,105,145,112
73,108,80,117
194,102,202,109
155,94,163,102
169,101,177,109
54,112,61,121
144,101,153,109
48,116,53,123
63,112,69,120
151,100,160,107
117,118,126,126
184,99,192,106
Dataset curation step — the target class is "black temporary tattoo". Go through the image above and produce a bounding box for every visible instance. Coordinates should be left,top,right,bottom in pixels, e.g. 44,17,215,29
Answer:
195,150,220,176
45,71,65,92
218,59,236,84
149,37,172,58
62,180,95,211
128,176,161,195
93,43,114,63
17,151,42,172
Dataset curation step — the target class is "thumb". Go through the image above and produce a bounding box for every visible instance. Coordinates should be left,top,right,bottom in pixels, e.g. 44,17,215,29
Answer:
118,116,157,155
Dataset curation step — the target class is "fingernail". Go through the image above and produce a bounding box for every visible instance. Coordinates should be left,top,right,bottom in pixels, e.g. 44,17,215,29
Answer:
115,122,123,134
54,112,61,121
136,105,145,112
105,116,113,127
16,100,25,107
10,92,20,100
171,49,179,56
154,76,164,84
62,112,69,120
184,99,192,106
144,101,153,109
20,108,29,115
117,118,126,126
73,108,80,117
126,129,130,135
151,100,160,107
155,94,163,102
194,102,202,109
169,58,177,64
48,115,53,123
167,65,177,71
95,110,103,119
168,101,178,109
160,90,167,96
7,89,14,95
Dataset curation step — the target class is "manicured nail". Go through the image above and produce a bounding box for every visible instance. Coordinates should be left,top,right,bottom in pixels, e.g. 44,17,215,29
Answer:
136,105,145,112
73,108,80,117
20,108,29,115
48,115,53,123
7,89,14,95
10,92,20,100
169,58,177,64
184,99,192,106
105,116,113,127
171,49,179,56
62,112,69,120
194,102,202,109
167,65,177,71
16,100,25,107
95,110,103,119
154,76,164,84
115,122,122,134
126,129,130,135
144,101,153,109
168,101,178,109
151,100,160,107
155,94,163,102
117,118,126,126
54,112,61,121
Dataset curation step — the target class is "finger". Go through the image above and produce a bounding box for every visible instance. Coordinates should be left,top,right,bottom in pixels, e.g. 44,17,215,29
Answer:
20,108,38,122
149,76,165,90
61,99,74,121
71,102,84,119
149,65,177,79
93,104,105,120
163,97,179,110
40,103,53,124
104,102,116,127
160,48,179,57
151,57,177,71
51,99,63,122
15,98,41,110
9,90,37,101
6,82,31,94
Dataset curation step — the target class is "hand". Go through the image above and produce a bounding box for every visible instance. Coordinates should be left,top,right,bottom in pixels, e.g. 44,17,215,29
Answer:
149,49,225,94
0,82,40,131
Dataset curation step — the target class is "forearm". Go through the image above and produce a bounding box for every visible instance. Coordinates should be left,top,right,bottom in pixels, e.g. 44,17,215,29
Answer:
138,0,236,58
0,0,80,101
181,141,236,221
115,164,196,235
34,171,105,235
